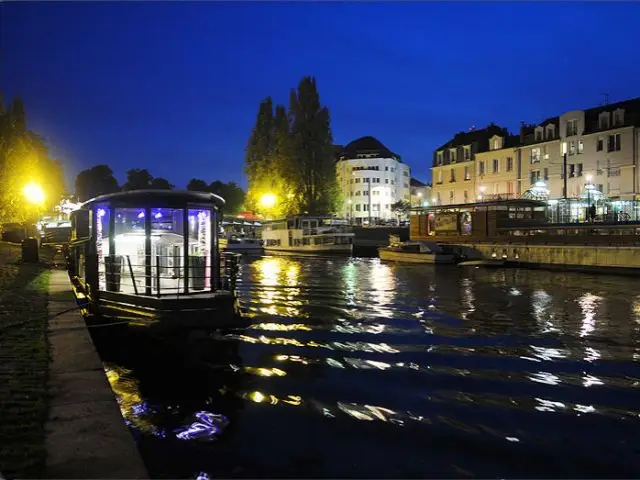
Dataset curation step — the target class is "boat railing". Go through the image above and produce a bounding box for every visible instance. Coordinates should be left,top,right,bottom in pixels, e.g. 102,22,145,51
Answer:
303,227,353,236
100,252,241,298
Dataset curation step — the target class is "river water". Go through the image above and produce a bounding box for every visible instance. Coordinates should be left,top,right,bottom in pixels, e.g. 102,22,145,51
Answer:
93,256,640,478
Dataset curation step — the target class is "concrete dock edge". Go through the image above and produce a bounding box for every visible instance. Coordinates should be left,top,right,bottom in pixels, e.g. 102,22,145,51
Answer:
45,270,148,479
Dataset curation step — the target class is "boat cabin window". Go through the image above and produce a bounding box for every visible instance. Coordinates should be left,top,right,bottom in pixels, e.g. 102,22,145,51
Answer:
71,210,91,241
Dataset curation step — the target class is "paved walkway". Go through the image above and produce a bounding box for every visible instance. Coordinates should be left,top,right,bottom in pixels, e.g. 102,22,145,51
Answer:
45,270,148,479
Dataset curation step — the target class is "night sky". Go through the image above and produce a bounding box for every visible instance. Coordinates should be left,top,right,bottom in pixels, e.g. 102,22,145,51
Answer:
3,1,640,190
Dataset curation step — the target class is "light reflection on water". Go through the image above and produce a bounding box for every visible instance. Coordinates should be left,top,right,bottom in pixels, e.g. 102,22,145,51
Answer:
95,256,640,479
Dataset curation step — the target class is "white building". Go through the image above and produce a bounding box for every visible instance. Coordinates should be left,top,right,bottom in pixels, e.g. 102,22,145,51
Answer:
336,136,411,224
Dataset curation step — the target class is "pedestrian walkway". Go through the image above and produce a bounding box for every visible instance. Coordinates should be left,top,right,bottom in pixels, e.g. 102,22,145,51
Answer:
45,269,148,479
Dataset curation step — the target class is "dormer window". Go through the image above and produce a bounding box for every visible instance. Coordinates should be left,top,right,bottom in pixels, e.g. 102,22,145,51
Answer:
493,139,499,150
535,128,543,142
599,112,610,130
436,151,443,165
463,146,471,161
613,109,624,126
450,149,457,163
546,125,555,140
566,119,578,136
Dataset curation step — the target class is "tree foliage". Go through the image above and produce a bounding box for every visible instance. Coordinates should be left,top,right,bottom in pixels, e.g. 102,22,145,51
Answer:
187,178,246,214
149,177,174,190
0,95,65,222
75,164,120,202
123,168,154,191
244,76,338,217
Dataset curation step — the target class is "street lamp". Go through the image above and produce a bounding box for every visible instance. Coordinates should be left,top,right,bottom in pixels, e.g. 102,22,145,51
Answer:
259,193,276,220
24,182,45,206
477,185,486,201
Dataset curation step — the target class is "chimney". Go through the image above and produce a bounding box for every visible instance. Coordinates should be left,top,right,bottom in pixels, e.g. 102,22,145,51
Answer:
519,121,526,143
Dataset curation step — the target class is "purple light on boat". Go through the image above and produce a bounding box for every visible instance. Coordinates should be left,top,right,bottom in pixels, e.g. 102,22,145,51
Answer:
154,212,163,219
97,208,106,218
137,211,145,219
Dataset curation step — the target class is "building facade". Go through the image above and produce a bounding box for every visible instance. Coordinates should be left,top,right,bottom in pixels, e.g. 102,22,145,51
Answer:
410,178,431,207
431,124,509,205
336,136,411,224
431,97,640,205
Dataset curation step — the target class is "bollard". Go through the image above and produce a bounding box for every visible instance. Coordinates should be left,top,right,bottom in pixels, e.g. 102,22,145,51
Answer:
21,237,39,263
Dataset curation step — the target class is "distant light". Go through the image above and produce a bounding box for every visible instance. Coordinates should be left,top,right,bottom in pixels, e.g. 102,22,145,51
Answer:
97,208,106,218
137,211,145,219
154,212,162,219
260,193,277,209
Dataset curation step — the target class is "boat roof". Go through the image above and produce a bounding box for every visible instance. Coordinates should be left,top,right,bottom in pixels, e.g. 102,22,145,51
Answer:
412,199,545,212
81,190,226,209
263,215,343,223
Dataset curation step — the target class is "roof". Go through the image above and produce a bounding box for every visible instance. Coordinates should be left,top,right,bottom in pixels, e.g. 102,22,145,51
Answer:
338,136,400,161
412,199,546,212
81,190,226,209
435,124,509,151
410,178,429,188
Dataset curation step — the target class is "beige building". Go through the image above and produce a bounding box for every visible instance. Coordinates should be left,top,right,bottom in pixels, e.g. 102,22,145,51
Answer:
474,133,520,200
431,124,510,205
430,97,640,204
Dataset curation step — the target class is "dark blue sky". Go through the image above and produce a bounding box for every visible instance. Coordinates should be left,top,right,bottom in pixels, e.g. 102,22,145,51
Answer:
3,1,640,190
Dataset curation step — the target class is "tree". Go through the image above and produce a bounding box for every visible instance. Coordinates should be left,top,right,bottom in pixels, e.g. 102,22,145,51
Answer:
286,76,338,215
123,168,153,191
75,164,120,202
149,177,174,190
244,97,277,215
0,96,66,221
209,181,245,214
187,178,209,192
391,200,411,223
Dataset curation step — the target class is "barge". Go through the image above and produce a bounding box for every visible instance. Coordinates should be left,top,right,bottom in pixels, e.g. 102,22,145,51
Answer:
262,216,354,255
67,190,247,332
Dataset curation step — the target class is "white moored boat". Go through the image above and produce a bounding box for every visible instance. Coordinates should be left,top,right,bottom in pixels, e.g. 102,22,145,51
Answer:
378,235,455,264
222,234,264,255
262,216,354,254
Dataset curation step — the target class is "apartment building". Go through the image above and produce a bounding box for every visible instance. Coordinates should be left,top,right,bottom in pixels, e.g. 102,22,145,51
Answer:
336,136,411,223
430,97,640,204
431,124,510,205
475,133,520,200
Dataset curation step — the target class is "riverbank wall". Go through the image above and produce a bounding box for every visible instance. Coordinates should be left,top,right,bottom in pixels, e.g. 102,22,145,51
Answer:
46,270,148,478
353,226,408,257
449,242,640,273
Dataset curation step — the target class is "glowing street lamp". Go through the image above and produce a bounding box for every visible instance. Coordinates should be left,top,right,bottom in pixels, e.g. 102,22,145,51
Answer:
259,193,276,209
24,182,45,206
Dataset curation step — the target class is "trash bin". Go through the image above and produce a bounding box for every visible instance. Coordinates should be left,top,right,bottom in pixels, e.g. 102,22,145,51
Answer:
190,256,207,291
21,237,39,263
105,255,123,292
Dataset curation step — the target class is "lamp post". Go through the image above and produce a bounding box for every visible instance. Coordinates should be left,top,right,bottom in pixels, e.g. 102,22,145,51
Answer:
416,191,423,208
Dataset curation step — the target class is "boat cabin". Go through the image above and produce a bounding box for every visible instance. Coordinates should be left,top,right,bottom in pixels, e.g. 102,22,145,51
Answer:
68,190,245,330
262,216,353,252
410,199,547,243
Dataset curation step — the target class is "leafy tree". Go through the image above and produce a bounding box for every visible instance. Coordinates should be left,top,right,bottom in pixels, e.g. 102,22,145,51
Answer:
75,164,120,201
0,95,66,221
208,180,245,214
244,97,275,214
186,178,209,192
149,177,174,190
123,168,153,191
286,76,338,215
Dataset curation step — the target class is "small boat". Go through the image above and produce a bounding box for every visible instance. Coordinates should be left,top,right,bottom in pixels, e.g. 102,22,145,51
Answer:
67,190,248,332
378,235,455,264
223,234,264,255
262,216,354,255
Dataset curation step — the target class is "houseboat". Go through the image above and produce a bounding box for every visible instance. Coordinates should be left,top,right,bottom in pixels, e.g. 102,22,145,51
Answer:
262,216,354,254
220,217,264,255
67,190,247,331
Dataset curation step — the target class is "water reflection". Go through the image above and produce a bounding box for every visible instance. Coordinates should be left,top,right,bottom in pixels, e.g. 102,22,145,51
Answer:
92,259,640,479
